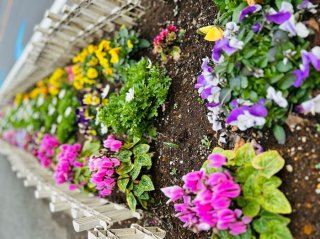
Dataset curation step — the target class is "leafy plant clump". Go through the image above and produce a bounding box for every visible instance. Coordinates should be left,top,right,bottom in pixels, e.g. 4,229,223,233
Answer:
99,58,171,139
162,143,292,238
115,138,155,211
196,0,320,143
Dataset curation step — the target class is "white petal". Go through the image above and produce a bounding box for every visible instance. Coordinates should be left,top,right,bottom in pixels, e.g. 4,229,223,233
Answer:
296,22,309,38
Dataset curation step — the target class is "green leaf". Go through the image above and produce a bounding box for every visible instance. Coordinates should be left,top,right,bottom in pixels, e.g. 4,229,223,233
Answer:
235,166,256,183
117,150,132,163
133,144,150,155
234,143,256,166
139,191,150,200
260,222,293,239
252,151,285,178
276,61,292,73
254,211,290,234
139,39,150,48
135,153,152,167
82,140,101,156
279,74,295,90
202,160,221,174
137,197,148,209
258,189,292,214
133,184,145,197
273,125,286,145
212,147,236,160
116,163,134,175
242,199,261,217
126,192,137,211
139,175,155,191
130,163,142,180
117,175,130,193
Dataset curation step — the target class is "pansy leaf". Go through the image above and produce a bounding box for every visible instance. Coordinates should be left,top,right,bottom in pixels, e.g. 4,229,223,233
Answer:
273,125,286,145
276,61,293,73
126,192,137,211
252,151,285,178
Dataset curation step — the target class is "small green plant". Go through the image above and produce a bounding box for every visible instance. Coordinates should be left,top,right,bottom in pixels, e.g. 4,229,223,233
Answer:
201,135,211,148
115,139,155,211
99,58,171,139
316,124,320,133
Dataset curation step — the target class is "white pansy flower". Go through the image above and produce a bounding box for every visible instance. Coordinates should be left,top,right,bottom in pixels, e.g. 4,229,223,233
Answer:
64,107,72,117
59,89,66,99
101,85,110,99
267,86,288,108
57,115,62,123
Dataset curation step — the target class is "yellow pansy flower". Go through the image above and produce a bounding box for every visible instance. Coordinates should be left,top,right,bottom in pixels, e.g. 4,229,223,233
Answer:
109,47,121,64
83,94,101,106
98,40,111,51
83,77,96,85
15,93,23,105
88,57,99,66
104,67,113,76
127,39,133,49
72,65,81,74
73,79,84,90
87,68,98,79
198,26,224,42
49,86,59,96
87,44,97,54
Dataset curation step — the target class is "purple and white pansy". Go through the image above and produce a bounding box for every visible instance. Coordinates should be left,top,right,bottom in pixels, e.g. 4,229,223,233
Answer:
298,0,318,14
239,5,262,22
267,86,288,108
212,37,244,63
226,100,268,131
266,2,309,38
295,95,320,115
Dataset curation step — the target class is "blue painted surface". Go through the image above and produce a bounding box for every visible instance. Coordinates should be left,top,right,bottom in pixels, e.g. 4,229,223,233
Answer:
15,21,27,60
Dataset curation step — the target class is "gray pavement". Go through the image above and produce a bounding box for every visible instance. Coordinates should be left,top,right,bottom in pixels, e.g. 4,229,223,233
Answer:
0,155,86,239
0,0,54,86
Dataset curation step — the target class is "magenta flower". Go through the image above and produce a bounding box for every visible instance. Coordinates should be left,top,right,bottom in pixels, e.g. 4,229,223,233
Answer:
37,134,60,168
208,153,227,168
161,166,250,234
89,155,119,197
54,143,81,185
161,186,184,203
103,135,123,152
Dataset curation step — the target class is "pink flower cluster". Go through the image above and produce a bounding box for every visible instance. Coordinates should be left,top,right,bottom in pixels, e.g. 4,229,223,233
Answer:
161,169,251,235
37,134,59,168
2,130,17,146
89,155,120,197
154,25,178,47
54,143,82,184
103,135,123,152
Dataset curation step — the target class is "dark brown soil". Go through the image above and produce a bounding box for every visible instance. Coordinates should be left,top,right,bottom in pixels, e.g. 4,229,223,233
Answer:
126,0,320,239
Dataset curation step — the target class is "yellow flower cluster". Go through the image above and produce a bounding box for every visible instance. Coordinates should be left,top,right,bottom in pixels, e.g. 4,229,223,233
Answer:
83,93,101,106
71,40,123,90
48,68,65,96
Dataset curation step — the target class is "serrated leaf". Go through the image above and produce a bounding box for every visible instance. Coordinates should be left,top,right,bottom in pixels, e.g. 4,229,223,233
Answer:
252,151,285,178
126,192,137,211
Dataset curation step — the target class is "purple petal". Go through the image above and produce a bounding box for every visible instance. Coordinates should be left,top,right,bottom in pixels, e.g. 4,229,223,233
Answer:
239,5,261,21
249,103,268,117
266,11,291,24
226,106,248,124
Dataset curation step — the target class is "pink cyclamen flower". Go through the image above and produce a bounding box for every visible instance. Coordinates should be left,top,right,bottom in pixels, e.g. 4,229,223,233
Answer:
37,134,60,168
208,153,227,168
182,170,206,193
103,135,123,152
161,186,184,203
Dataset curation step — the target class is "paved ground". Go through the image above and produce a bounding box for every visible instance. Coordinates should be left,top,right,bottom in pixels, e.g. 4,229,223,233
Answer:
0,0,53,85
0,155,86,239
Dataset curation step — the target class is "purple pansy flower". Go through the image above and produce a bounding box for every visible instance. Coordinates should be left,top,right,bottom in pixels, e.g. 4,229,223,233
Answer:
295,94,320,115
266,2,293,24
239,5,262,22
212,38,244,63
252,22,262,33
